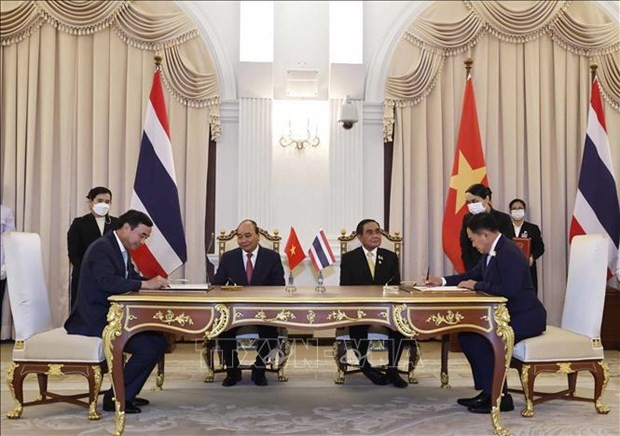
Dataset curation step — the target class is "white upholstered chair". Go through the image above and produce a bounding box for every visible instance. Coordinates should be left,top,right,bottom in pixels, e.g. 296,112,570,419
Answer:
202,228,290,382
333,229,421,384
3,232,106,420
510,234,611,417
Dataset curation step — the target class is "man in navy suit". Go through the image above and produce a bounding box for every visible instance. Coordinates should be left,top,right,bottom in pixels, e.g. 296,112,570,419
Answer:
65,210,169,414
428,213,546,413
340,219,408,388
213,219,285,386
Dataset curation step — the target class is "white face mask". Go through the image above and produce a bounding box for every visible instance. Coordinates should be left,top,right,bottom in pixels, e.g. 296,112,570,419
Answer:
511,209,525,221
93,202,110,217
467,202,486,215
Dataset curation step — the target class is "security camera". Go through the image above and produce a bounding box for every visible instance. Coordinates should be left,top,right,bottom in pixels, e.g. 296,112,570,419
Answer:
337,96,358,130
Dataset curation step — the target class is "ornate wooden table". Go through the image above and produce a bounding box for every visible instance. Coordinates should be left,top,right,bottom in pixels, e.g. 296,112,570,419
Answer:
104,286,513,435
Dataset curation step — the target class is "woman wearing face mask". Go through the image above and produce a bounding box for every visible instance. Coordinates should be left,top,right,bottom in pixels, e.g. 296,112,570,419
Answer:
507,198,545,294
460,184,512,271
67,186,119,310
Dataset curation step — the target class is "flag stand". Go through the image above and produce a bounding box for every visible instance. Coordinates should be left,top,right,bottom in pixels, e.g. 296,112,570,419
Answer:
285,273,297,293
315,270,326,293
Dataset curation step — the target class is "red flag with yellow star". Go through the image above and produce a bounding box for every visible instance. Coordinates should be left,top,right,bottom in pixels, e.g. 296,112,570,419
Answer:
285,227,306,270
442,74,488,273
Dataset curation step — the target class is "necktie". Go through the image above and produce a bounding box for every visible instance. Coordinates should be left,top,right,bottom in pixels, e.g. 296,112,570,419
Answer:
246,252,253,284
122,251,129,278
485,253,491,266
367,251,375,279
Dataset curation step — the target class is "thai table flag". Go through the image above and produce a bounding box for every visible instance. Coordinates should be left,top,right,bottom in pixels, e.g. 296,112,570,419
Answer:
284,227,306,270
308,229,335,272
130,69,187,278
442,73,489,273
569,76,620,278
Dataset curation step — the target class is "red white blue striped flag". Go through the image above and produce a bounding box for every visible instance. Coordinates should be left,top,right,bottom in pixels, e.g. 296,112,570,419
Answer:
130,69,187,278
569,76,620,278
308,229,335,272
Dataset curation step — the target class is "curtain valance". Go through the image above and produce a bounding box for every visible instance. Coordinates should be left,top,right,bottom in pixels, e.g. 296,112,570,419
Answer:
384,0,620,140
1,0,221,139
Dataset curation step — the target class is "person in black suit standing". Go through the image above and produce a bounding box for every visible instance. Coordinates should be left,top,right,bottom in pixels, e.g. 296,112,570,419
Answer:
428,213,546,413
340,219,408,388
506,198,545,294
213,219,285,387
460,183,512,270
65,210,169,414
67,187,119,310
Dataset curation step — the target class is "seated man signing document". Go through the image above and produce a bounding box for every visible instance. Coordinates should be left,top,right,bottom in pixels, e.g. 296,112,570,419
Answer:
426,213,546,414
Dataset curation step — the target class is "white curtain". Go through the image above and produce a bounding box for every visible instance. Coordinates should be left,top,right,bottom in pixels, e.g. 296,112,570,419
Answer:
1,0,220,328
385,0,620,324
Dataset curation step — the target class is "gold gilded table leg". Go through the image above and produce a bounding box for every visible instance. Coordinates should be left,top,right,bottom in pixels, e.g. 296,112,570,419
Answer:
103,303,127,436
490,304,514,436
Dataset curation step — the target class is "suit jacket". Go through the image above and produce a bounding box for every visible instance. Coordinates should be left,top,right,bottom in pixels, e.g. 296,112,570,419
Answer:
460,209,512,271
505,220,545,291
446,234,546,342
64,231,142,337
212,246,285,286
67,213,119,297
340,247,400,286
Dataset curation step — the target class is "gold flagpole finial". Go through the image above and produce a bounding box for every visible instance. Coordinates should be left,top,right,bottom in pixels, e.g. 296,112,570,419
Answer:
590,63,598,82
154,55,163,67
465,58,473,76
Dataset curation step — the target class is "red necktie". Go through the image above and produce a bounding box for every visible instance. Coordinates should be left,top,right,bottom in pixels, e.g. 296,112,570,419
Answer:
246,252,253,284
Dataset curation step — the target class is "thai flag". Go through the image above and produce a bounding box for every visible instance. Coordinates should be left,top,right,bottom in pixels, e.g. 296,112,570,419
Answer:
308,229,335,272
130,69,187,278
569,77,620,279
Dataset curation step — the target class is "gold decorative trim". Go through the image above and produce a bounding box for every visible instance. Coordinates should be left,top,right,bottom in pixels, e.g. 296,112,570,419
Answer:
89,365,103,420
204,304,229,339
103,303,125,374
592,338,602,348
519,364,534,417
491,304,513,436
13,340,25,351
306,309,316,324
392,304,417,337
426,310,464,326
327,309,367,322
254,309,297,323
47,364,65,376
6,363,22,419
557,362,575,374
112,397,126,436
595,361,610,414
153,309,194,327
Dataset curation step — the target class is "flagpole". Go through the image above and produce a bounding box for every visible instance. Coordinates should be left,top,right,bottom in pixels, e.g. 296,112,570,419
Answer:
285,271,297,293
315,270,326,293
465,57,473,77
154,54,162,69
590,63,597,83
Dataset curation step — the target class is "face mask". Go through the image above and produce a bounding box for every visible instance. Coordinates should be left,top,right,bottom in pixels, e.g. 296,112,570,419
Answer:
467,202,486,215
511,209,525,221
93,203,110,216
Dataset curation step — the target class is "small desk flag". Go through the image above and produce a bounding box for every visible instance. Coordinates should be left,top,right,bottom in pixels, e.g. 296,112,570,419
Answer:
308,229,335,272
130,68,187,278
285,227,306,270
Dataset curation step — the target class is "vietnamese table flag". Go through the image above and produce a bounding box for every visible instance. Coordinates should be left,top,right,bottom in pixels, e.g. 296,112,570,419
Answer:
130,68,187,278
442,73,488,273
285,227,306,270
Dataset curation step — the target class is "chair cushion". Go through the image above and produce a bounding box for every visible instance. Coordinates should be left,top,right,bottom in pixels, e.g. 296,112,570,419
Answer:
513,325,604,362
13,327,105,362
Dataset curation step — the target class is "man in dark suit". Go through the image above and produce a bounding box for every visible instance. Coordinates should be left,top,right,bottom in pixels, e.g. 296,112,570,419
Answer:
213,219,285,386
340,219,408,388
428,213,546,413
65,210,169,414
506,198,545,294
67,186,119,310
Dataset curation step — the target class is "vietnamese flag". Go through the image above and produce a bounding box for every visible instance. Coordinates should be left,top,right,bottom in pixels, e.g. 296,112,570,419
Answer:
284,227,306,270
442,73,488,273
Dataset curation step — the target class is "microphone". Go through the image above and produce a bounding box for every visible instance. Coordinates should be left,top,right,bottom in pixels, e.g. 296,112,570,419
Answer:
226,277,237,286
382,275,399,295
384,275,395,286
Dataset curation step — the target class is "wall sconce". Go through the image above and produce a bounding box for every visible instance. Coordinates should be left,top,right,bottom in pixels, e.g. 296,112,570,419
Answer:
279,119,320,150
